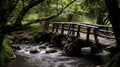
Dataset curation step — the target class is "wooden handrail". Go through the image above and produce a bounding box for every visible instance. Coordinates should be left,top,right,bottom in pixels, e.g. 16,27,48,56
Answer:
44,22,116,54
46,22,115,39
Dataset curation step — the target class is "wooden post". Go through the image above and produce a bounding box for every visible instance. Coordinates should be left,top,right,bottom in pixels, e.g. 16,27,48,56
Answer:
76,25,81,37
55,23,59,33
52,23,55,32
68,24,72,34
94,27,103,52
71,24,75,35
61,24,64,34
67,24,71,34
86,27,91,42
93,28,99,44
45,23,49,31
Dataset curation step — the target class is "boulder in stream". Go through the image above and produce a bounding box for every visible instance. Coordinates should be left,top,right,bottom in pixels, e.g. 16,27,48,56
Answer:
46,48,57,53
10,54,16,60
39,42,49,49
81,47,91,56
39,44,46,49
11,45,21,50
30,48,39,53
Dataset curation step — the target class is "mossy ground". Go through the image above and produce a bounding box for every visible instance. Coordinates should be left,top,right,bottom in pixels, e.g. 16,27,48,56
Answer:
0,35,14,67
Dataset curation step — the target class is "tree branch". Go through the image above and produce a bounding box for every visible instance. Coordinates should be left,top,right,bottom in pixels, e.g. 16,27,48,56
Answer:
0,0,18,29
14,0,44,26
6,0,76,33
24,0,76,27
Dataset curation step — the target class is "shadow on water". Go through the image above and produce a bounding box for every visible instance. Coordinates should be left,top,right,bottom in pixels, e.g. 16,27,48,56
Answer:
7,55,28,67
7,44,104,67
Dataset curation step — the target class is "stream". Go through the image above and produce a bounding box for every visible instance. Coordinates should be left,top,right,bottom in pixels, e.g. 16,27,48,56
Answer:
6,44,108,67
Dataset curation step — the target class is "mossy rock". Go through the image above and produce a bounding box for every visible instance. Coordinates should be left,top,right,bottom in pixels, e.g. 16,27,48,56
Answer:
34,32,52,43
63,38,83,56
43,42,49,46
30,48,39,53
39,41,44,45
10,54,16,60
63,42,74,56
39,44,46,49
81,47,91,56
39,42,49,49
46,48,57,53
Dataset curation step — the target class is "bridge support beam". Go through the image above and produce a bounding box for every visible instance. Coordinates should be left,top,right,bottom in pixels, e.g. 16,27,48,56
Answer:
93,28,99,44
55,23,59,33
61,24,64,34
52,23,56,32
67,24,71,34
45,23,49,31
86,27,91,43
76,25,81,37
71,24,75,35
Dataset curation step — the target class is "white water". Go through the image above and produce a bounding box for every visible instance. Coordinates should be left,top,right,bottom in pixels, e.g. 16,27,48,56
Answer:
7,44,102,67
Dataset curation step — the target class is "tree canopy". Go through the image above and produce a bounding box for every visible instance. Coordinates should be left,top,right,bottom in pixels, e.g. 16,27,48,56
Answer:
1,0,120,67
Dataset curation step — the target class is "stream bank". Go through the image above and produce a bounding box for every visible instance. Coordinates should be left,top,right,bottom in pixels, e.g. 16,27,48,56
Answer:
7,31,110,67
7,44,103,67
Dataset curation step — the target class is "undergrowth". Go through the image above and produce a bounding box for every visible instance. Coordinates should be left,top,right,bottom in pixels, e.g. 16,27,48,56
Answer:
0,35,13,67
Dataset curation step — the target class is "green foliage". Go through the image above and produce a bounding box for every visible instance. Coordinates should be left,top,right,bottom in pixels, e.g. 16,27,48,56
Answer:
22,14,38,24
0,35,13,67
27,23,41,36
82,0,106,10
63,37,82,57
63,42,74,56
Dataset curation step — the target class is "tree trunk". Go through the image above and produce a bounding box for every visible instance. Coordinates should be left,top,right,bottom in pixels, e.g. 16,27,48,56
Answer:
105,0,120,51
14,0,44,26
0,31,5,51
105,0,120,66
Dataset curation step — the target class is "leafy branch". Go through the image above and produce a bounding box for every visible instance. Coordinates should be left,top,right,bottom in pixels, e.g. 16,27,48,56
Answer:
24,0,77,27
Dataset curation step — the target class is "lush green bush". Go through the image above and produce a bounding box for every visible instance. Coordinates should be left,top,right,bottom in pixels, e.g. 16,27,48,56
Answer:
63,37,83,57
0,35,14,67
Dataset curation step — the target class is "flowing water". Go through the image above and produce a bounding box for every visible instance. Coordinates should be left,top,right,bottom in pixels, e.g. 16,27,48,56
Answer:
7,44,105,67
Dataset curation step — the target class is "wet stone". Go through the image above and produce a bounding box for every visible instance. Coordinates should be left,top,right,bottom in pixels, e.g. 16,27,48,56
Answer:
10,54,16,60
11,45,21,50
41,42,49,46
39,44,46,49
7,44,100,67
39,41,44,45
46,48,57,53
30,48,39,53
81,47,91,56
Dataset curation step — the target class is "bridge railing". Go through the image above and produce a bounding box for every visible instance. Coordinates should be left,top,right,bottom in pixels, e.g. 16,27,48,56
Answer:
45,22,115,44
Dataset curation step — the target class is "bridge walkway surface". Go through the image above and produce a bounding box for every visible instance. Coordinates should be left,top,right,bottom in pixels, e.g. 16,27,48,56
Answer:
44,22,116,49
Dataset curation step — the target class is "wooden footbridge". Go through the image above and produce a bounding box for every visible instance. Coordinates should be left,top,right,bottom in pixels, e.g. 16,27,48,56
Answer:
44,22,116,50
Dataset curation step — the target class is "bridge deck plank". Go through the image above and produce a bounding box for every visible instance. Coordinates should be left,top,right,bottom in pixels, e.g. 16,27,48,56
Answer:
46,22,116,48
